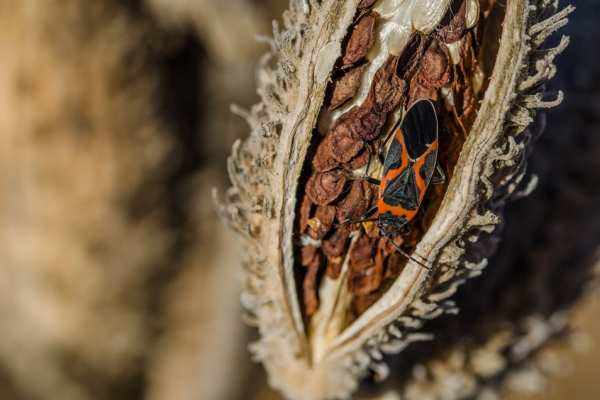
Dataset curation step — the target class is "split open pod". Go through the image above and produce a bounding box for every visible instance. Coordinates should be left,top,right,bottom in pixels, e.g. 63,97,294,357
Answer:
217,1,574,399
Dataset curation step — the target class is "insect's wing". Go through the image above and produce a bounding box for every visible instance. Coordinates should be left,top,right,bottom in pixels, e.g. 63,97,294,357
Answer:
377,100,439,230
401,100,439,187
401,100,439,161
382,131,405,175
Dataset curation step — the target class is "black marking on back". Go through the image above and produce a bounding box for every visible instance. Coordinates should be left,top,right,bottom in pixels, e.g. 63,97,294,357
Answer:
383,137,402,174
382,166,420,210
378,211,408,236
401,100,438,160
419,150,438,184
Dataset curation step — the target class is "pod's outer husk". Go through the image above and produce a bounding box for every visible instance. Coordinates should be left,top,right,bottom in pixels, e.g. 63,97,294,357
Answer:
218,1,573,399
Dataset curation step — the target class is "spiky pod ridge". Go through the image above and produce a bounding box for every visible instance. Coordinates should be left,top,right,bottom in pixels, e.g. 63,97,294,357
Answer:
218,1,574,399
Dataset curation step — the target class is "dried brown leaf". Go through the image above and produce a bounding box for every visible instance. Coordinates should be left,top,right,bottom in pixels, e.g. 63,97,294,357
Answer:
301,245,318,267
352,292,379,315
299,194,314,233
349,234,375,273
325,257,344,280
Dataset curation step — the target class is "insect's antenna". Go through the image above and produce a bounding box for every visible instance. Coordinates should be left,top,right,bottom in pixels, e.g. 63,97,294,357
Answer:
390,242,431,271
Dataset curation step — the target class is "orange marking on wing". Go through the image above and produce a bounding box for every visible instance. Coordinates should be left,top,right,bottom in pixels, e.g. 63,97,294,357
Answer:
377,128,415,221
378,128,409,196
377,201,417,221
412,139,438,195
376,133,438,225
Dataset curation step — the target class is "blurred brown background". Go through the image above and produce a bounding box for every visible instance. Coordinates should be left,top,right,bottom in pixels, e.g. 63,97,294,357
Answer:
0,1,597,399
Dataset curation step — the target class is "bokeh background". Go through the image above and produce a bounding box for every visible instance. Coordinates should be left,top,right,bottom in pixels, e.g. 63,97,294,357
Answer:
0,1,597,399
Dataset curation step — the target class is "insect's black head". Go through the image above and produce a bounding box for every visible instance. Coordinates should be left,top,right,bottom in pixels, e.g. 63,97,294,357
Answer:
378,212,408,237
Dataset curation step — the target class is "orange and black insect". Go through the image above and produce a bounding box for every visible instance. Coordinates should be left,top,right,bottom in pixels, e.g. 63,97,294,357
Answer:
346,99,442,267
376,99,440,238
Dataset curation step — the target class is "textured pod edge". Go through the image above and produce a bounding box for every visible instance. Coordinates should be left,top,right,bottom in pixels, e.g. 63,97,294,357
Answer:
216,0,574,399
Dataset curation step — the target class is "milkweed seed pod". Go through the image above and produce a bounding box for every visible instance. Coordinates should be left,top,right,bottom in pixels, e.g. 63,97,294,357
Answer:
218,1,574,399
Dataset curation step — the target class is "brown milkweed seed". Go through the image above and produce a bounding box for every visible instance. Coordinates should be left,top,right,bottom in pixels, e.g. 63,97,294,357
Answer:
306,170,347,206
329,64,368,111
342,12,377,67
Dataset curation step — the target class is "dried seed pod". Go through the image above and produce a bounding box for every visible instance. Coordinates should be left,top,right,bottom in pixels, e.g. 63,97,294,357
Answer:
218,1,574,399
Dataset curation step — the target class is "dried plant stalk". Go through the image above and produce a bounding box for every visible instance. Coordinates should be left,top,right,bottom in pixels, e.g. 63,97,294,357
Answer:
219,1,574,399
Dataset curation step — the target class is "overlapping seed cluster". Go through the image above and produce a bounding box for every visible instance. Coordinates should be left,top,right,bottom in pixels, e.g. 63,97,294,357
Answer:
297,0,482,318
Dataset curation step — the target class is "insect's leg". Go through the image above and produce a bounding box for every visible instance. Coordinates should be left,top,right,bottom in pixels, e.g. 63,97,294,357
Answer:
376,126,398,164
333,217,379,230
399,223,411,235
344,173,380,186
431,164,446,185
351,216,379,225
356,205,378,220
375,143,386,166
380,126,397,147
390,241,431,271
359,144,380,183
344,152,381,186
363,176,381,186
335,206,378,228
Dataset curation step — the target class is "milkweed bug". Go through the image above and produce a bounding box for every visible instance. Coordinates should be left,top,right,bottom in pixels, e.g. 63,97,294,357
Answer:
378,99,440,235
346,99,443,269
